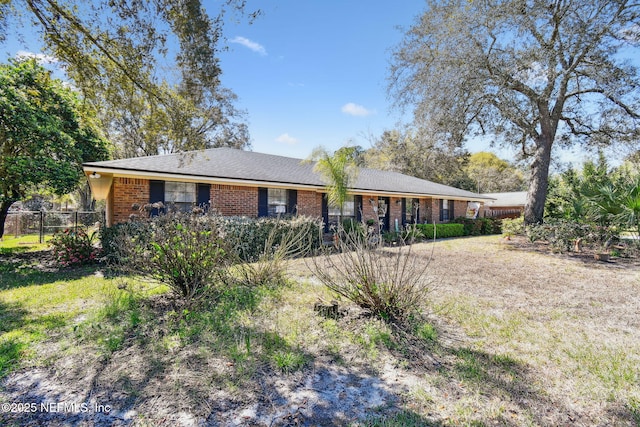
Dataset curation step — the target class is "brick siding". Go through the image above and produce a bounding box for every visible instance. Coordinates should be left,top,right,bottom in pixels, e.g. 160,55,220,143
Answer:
107,178,475,227
453,200,468,219
112,177,150,224
297,190,322,217
429,199,440,223
389,197,403,230
361,196,378,224
210,184,258,217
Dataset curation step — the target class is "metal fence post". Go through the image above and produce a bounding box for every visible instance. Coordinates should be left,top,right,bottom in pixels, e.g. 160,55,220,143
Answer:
40,211,44,244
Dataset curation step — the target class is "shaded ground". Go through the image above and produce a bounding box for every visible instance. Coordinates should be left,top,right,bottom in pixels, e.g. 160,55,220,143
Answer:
2,236,640,426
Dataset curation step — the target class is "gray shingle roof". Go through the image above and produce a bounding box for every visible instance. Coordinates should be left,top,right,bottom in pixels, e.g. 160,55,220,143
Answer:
482,191,527,207
84,147,491,200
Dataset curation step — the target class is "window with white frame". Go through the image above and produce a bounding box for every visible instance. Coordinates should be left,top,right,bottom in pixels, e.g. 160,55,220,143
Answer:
165,181,196,212
268,188,288,216
440,199,453,222
328,195,355,225
405,198,419,224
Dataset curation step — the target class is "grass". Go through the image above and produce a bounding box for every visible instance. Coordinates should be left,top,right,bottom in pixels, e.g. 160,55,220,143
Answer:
1,235,639,425
0,234,51,255
0,266,114,377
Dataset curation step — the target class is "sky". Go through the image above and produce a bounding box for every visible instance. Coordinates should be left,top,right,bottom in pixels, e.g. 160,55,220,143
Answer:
216,1,427,159
0,0,626,166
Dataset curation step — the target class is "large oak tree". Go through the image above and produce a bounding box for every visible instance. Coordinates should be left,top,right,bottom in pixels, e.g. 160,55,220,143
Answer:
390,0,640,224
0,59,109,238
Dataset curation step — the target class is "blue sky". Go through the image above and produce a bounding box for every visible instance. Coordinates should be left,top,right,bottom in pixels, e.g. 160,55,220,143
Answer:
217,1,427,159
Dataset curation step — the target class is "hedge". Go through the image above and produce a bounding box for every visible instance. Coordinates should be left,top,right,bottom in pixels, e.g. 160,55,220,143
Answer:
452,217,502,236
100,214,323,265
416,223,465,239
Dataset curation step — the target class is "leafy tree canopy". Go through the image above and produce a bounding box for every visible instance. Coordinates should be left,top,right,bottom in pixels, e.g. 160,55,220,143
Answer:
1,0,257,155
390,0,640,224
365,128,474,190
465,152,526,193
0,58,108,237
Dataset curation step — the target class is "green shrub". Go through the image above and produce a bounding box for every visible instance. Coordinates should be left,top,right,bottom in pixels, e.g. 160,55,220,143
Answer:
454,217,483,236
452,217,502,236
483,217,503,234
342,218,364,235
99,213,322,299
50,228,99,268
99,220,153,265
526,219,618,253
415,223,465,239
502,216,525,237
138,213,233,300
206,215,322,262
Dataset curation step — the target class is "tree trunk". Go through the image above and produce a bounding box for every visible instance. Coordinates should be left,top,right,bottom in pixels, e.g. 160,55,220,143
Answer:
78,182,94,211
524,136,553,225
0,200,14,240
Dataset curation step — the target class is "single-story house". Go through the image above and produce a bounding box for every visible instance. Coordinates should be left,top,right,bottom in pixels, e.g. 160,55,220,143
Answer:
481,191,527,219
83,147,494,230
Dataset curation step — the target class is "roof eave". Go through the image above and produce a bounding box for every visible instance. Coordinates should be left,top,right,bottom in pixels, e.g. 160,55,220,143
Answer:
82,165,495,202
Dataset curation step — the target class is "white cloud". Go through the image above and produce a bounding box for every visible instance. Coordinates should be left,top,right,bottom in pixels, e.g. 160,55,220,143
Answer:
341,102,374,117
15,50,58,64
230,36,267,56
275,133,299,145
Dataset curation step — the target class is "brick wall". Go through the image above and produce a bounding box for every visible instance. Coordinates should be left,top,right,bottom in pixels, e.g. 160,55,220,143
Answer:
210,184,258,217
421,198,432,223
453,200,467,219
389,197,403,230
107,178,475,226
112,177,150,224
360,196,378,224
297,190,322,217
429,199,440,223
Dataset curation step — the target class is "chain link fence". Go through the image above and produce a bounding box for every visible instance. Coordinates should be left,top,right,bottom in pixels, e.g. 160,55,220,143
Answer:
3,211,105,243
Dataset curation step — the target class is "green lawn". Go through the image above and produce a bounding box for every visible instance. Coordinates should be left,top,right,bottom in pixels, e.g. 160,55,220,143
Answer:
0,234,51,255
0,261,111,377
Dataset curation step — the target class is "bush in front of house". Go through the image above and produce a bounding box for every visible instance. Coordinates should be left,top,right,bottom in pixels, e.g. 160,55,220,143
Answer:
526,219,619,253
415,223,465,239
50,228,99,268
99,213,322,300
501,216,525,238
117,213,234,300
100,220,153,266
452,217,502,236
309,225,434,324
205,215,322,262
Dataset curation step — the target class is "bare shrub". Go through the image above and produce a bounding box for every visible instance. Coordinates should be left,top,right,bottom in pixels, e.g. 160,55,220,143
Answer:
235,217,322,287
309,225,433,323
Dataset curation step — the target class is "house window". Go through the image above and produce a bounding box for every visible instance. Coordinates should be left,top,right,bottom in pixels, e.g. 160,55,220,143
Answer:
405,198,419,224
440,199,454,222
165,181,196,212
328,195,355,225
268,188,288,216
